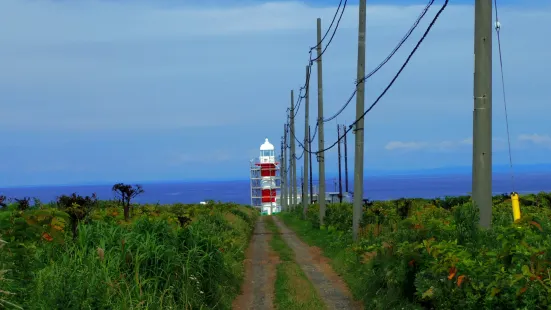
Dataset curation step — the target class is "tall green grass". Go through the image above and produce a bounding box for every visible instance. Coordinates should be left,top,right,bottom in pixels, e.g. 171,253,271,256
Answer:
0,203,258,309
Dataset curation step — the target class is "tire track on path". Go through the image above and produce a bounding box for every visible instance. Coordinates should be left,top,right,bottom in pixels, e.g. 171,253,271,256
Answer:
232,217,279,310
272,216,362,310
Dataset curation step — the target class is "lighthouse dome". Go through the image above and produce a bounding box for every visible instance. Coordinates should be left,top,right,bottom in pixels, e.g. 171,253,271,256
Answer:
259,138,275,163
260,138,274,151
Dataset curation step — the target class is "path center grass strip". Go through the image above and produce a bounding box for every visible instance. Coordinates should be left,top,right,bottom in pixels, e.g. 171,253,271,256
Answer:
264,216,326,310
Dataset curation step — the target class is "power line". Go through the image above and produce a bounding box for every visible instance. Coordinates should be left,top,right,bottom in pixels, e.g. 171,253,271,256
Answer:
323,0,449,154
494,0,515,191
292,61,312,118
311,0,348,62
291,0,347,119
322,0,435,123
311,0,345,51
292,0,449,155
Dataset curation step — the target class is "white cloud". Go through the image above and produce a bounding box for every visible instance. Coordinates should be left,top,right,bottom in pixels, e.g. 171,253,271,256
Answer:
1,0,550,184
0,1,444,44
384,138,469,152
385,141,429,151
385,134,551,152
518,134,551,148
0,0,549,139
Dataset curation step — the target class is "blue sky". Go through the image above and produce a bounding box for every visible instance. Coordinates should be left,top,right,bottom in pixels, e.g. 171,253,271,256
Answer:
1,0,550,187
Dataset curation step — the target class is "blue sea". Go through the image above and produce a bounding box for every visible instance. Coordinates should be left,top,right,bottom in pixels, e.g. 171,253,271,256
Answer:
2,172,551,205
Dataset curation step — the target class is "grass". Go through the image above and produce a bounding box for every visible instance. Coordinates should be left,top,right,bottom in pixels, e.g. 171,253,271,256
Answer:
0,198,259,309
264,216,326,310
280,192,551,309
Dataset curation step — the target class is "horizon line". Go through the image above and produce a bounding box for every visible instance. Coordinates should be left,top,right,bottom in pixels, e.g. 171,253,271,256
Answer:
2,163,551,189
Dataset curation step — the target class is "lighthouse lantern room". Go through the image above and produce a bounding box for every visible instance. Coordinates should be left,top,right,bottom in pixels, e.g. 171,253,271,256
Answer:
249,138,281,215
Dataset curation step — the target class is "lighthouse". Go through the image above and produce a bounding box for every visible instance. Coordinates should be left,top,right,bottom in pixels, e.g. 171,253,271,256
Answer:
249,138,281,215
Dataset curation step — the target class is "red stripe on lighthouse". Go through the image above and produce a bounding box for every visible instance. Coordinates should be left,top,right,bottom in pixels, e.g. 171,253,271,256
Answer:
256,163,277,177
261,189,277,203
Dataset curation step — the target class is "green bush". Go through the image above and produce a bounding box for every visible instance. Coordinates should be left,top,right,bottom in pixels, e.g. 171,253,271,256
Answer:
282,193,551,309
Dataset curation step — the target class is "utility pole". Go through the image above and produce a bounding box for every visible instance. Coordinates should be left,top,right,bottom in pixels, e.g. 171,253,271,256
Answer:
352,0,366,241
281,136,286,211
290,90,297,210
309,125,314,204
337,124,343,203
343,124,349,193
300,166,304,208
472,0,493,228
316,18,327,226
303,66,310,218
283,124,289,210
288,123,293,210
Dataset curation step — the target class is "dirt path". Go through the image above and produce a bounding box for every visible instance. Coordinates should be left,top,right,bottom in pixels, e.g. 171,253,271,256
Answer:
272,216,362,310
232,217,279,310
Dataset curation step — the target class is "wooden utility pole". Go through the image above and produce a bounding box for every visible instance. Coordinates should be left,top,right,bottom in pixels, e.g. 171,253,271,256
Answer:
343,124,349,193
300,166,304,208
290,90,297,210
316,18,327,225
472,0,493,228
352,0,366,241
309,125,314,204
281,135,286,210
337,124,343,203
303,66,310,218
284,124,289,210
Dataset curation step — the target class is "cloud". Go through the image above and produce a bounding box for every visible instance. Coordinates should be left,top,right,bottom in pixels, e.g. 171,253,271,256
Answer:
518,134,551,148
384,137,472,151
383,135,542,152
0,0,550,185
2,0,548,133
0,1,444,43
385,141,428,151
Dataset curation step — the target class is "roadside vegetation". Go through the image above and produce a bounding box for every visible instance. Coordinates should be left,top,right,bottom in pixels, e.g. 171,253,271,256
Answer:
0,184,258,309
281,192,551,309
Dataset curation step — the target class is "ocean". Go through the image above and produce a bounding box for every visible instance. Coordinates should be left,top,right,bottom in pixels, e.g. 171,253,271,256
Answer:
2,172,551,205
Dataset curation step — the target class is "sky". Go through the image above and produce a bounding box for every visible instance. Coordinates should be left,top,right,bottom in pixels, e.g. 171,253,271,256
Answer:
0,0,550,187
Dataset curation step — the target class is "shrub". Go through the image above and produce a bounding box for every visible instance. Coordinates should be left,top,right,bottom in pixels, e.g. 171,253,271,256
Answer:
282,193,551,309
57,193,98,239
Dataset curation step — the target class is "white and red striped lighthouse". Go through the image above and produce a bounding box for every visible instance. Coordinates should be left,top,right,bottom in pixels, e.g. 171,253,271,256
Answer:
249,138,281,214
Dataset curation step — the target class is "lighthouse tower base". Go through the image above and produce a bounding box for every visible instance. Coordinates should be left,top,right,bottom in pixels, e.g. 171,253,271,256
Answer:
261,205,281,215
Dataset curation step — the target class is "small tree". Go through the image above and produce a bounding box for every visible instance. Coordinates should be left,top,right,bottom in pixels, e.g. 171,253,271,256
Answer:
33,197,43,209
57,193,97,239
14,197,30,211
112,183,144,221
170,203,192,227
